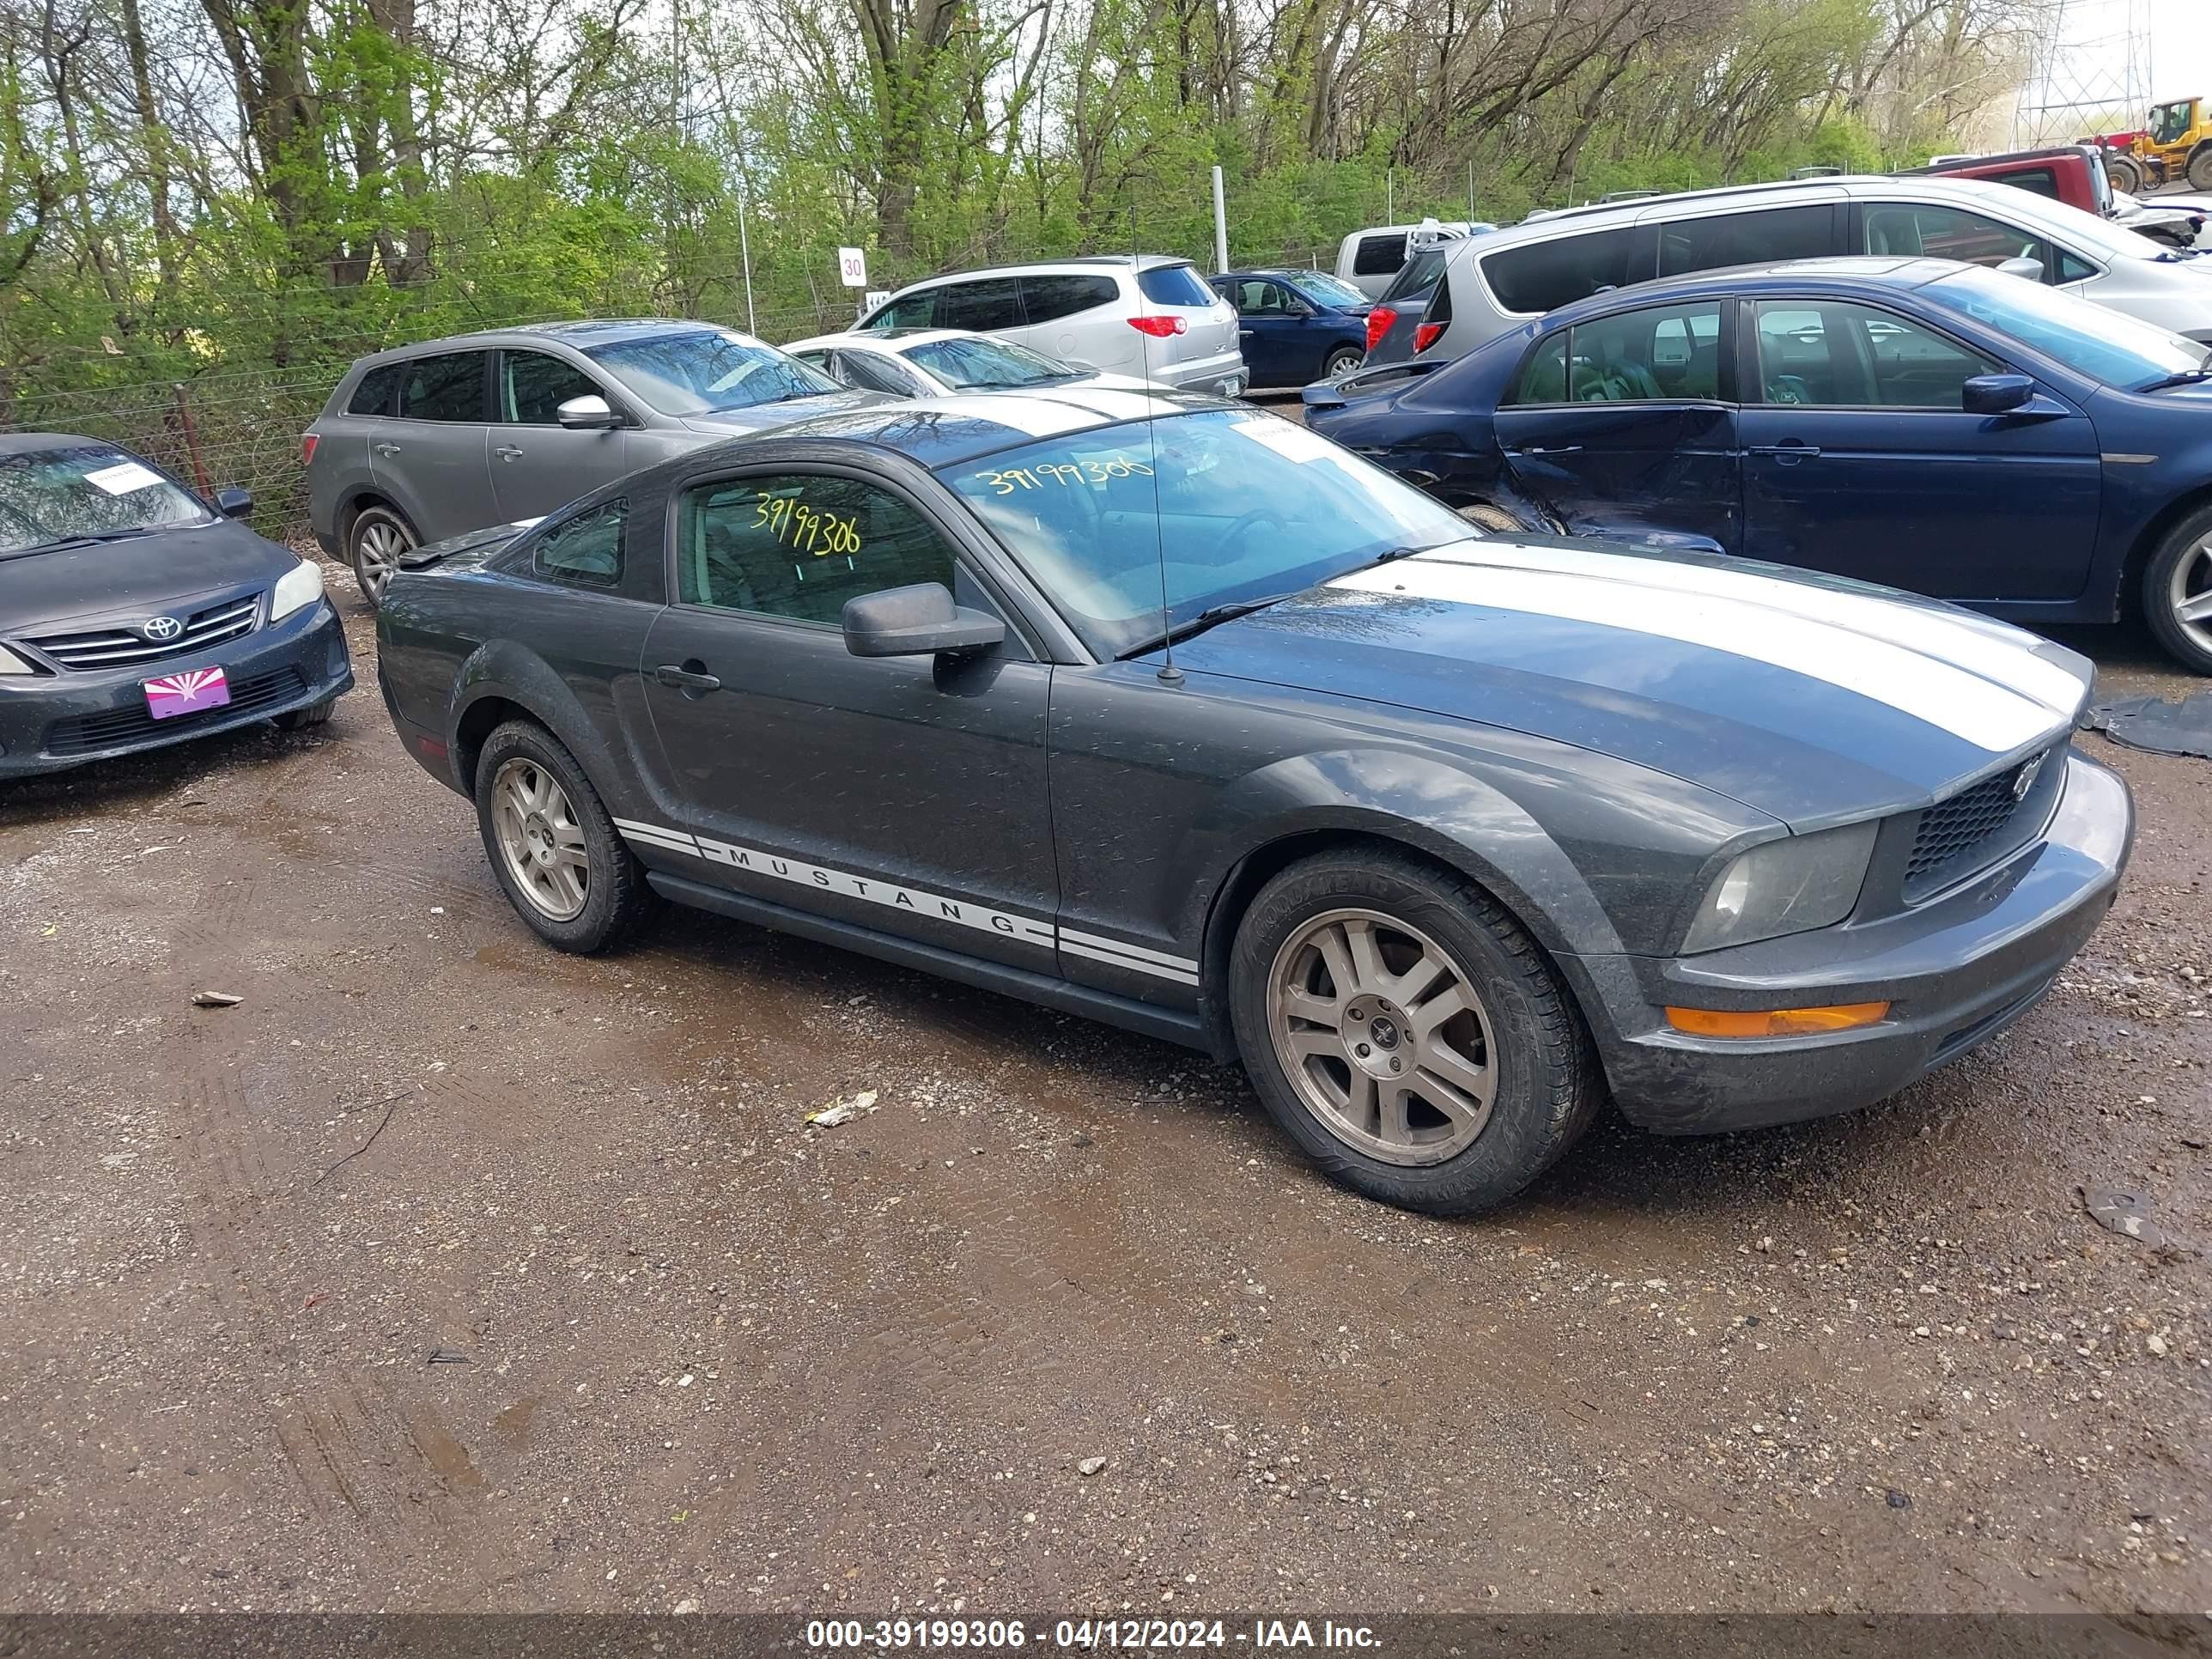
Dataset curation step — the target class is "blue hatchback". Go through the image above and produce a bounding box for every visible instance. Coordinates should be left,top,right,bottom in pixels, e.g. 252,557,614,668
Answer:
1211,269,1375,388
1304,256,2212,671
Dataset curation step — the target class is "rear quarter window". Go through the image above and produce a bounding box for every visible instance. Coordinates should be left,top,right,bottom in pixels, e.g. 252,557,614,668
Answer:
1020,274,1120,323
1379,246,1449,303
347,363,402,416
533,499,625,588
1352,234,1407,276
1137,264,1216,307
1481,225,1657,314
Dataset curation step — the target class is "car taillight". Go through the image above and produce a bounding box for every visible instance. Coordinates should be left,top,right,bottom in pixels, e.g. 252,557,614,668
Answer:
1413,321,1444,353
300,433,319,466
1365,307,1397,354
1128,315,1188,337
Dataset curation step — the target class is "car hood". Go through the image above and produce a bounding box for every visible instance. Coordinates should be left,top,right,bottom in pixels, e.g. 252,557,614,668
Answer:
1168,538,2093,829
0,519,300,634
678,388,891,435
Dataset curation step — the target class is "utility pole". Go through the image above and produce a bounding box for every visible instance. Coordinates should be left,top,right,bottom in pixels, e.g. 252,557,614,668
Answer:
1210,166,1229,274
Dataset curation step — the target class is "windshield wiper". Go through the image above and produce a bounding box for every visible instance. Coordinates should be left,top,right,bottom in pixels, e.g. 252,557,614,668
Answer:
1134,592,1304,655
2,526,155,556
2136,368,2212,392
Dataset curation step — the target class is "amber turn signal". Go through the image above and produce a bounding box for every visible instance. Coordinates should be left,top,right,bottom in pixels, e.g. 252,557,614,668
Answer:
1665,1002,1890,1039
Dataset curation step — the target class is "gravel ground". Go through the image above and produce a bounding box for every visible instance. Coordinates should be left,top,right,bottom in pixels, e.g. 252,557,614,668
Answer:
1,568,2207,1619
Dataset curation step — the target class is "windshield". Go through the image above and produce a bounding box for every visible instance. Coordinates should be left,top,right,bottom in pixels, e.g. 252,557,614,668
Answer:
2150,100,2192,145
940,409,1472,657
907,336,1078,389
584,330,844,416
1284,271,1370,309
1923,264,2209,387
0,444,210,556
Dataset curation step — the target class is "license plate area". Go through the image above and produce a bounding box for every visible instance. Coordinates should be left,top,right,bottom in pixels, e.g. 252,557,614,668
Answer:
143,665,231,720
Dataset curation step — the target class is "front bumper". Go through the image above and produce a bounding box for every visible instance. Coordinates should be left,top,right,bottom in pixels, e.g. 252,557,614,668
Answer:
0,600,354,779
1565,752,2133,1134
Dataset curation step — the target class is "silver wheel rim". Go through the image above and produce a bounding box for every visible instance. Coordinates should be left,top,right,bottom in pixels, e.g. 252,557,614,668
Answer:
354,518,409,601
2166,537,2212,652
1265,906,1498,1167
490,757,590,921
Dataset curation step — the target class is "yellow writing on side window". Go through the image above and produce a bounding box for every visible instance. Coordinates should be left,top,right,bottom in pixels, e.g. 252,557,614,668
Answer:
972,454,1155,495
752,492,863,556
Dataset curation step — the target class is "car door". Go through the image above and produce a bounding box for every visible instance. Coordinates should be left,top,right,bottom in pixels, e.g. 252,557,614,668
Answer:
489,348,633,522
1228,277,1320,385
378,349,496,539
1491,295,1742,552
633,461,1060,971
1735,296,2101,601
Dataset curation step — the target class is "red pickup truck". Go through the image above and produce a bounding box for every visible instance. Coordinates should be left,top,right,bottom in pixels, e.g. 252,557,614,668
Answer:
1907,144,2206,249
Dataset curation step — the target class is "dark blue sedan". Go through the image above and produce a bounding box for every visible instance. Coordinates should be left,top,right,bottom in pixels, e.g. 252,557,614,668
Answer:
1304,256,2212,672
1211,270,1374,387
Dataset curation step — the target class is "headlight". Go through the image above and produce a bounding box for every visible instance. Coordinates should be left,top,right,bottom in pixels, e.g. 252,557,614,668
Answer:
270,556,325,621
1680,819,1879,955
0,642,36,675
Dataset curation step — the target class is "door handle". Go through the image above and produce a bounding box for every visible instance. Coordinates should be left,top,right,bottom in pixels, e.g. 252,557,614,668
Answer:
374,441,401,457
1506,443,1583,456
1747,443,1821,461
495,445,524,462
654,662,721,694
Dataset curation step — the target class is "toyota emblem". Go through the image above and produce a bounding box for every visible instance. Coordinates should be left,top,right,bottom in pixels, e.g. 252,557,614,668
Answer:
140,615,184,642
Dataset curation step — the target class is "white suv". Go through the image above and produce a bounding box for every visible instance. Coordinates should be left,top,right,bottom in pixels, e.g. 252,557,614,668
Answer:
855,257,1247,396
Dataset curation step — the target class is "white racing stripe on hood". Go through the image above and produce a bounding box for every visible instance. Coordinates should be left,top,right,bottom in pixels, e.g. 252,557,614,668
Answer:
1421,539,2087,719
1328,557,2066,753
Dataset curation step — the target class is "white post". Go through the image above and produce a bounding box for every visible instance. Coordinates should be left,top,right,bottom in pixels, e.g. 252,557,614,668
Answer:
1210,165,1229,274
1387,167,1395,222
737,167,757,336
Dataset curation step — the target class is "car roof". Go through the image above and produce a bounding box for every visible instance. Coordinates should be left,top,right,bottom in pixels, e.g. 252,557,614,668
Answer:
1534,254,1962,326
883,254,1192,295
736,386,1236,468
0,431,119,457
786,328,979,354
352,317,741,366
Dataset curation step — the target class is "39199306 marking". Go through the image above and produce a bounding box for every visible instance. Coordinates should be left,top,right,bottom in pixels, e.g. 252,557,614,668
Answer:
805,1620,1030,1649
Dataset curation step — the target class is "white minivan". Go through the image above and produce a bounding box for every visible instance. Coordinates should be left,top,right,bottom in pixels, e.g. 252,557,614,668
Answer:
854,256,1247,396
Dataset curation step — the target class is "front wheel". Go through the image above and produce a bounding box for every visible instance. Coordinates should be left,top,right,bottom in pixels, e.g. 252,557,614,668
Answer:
2106,153,2144,195
2189,145,2212,192
2142,504,2212,676
346,504,416,611
474,720,657,952
1229,849,1602,1216
1321,345,1364,380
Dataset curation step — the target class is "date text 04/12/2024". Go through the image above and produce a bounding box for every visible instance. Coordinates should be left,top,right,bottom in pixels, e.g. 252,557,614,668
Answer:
803,1621,1382,1651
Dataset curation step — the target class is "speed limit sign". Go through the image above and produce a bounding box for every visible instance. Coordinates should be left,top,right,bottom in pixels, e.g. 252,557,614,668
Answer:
836,246,868,288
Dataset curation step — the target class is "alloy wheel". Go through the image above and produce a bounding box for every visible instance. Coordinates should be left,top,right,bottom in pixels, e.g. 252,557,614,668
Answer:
2166,536,2212,653
490,757,591,921
1264,906,1498,1167
352,517,410,604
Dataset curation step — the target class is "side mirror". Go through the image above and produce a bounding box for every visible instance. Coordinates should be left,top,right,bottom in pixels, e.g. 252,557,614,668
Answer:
213,485,253,520
1963,373,2036,415
842,583,1005,658
556,394,622,430
1995,255,2045,283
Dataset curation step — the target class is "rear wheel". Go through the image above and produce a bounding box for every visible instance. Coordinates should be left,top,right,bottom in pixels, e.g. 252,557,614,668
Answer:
2142,503,2212,676
473,720,657,952
346,504,416,611
1229,849,1602,1216
2189,144,2212,192
1321,345,1364,380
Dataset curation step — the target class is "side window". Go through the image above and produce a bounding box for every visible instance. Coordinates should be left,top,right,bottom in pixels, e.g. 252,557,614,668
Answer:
1657,204,1836,277
1563,301,1723,401
501,350,605,424
677,473,957,627
836,350,924,397
1506,333,1569,404
1480,226,1657,315
2002,167,2060,200
533,499,625,587
1019,274,1118,324
1753,301,1996,408
398,351,489,422
1862,204,2045,271
937,278,1025,332
1237,280,1291,315
1136,264,1215,307
869,291,939,330
348,363,402,416
1352,234,1407,276
2054,247,2098,284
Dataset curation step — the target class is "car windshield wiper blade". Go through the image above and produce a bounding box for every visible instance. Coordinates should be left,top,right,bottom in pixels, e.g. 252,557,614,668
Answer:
2,526,155,556
2136,368,2212,391
1134,591,1304,655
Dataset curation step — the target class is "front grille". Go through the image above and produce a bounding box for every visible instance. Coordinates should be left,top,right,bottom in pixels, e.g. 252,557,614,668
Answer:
1902,746,2057,902
26,592,261,671
43,667,306,757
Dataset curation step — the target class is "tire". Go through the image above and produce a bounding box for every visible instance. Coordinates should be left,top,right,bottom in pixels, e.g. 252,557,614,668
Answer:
1456,501,1522,534
1228,848,1602,1216
2141,502,2212,676
1321,345,1364,380
346,503,416,611
274,696,337,732
2189,145,2212,192
473,720,658,952
2106,153,2143,195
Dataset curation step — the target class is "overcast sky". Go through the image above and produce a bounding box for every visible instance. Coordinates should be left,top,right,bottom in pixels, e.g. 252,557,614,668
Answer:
2044,0,2210,110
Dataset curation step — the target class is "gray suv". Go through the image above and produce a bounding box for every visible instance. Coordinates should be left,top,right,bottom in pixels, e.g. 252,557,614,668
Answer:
306,319,883,605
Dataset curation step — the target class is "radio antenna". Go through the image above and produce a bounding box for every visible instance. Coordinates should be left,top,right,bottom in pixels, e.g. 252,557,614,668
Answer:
1133,207,1181,686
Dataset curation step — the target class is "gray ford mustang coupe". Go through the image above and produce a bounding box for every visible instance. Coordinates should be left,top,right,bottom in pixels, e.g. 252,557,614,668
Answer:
374,390,2132,1215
